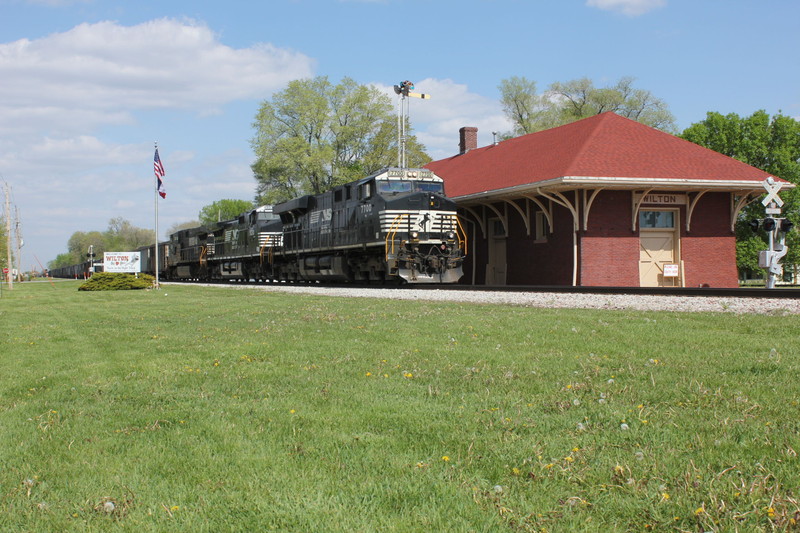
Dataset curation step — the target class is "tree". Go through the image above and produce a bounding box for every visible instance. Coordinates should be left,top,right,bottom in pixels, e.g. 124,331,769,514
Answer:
499,76,676,136
682,111,800,280
198,199,254,226
251,76,429,204
105,218,155,251
167,220,202,236
49,219,156,269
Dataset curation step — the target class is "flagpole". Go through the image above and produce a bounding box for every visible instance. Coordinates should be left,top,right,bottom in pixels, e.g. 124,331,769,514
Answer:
154,141,160,289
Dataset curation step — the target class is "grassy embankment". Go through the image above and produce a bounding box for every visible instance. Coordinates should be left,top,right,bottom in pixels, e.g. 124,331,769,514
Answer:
1,281,799,532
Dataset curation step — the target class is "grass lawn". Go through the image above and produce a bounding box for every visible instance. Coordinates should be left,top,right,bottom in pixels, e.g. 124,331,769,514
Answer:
1,281,799,532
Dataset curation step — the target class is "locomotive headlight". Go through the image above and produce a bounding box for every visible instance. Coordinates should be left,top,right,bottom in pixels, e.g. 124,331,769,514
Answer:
446,231,456,240
410,231,419,239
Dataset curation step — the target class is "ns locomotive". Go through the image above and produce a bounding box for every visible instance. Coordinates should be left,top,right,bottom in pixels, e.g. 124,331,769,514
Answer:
54,167,467,284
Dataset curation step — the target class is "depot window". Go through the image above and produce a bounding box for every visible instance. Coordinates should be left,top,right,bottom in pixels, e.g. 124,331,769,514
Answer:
639,210,675,229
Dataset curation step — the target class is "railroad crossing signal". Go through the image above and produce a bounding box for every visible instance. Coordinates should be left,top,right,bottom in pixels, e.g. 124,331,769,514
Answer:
761,176,784,207
753,178,792,288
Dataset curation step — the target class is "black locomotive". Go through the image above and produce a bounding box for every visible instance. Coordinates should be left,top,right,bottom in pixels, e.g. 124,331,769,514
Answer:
51,167,467,284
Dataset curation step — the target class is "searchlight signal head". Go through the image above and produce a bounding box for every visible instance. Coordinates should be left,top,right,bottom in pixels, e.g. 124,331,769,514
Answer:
393,80,414,96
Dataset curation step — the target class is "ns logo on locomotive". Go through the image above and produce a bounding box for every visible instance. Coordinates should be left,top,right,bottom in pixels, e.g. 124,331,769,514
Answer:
53,168,467,284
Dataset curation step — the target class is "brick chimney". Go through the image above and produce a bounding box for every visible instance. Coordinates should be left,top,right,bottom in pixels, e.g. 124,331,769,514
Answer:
459,127,478,154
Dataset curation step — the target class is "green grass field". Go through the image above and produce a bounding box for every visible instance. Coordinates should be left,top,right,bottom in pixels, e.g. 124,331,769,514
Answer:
1,281,799,532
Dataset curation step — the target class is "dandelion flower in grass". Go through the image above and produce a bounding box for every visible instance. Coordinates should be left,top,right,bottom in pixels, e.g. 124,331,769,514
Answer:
441,455,450,462
289,409,296,414
365,372,372,377
620,423,629,431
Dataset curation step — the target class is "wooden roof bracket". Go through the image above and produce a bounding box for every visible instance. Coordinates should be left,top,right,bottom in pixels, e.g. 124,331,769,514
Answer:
537,189,580,232
522,195,554,233
631,188,654,232
730,192,758,232
459,205,486,238
582,189,603,231
478,201,509,236
503,199,531,236
685,190,711,232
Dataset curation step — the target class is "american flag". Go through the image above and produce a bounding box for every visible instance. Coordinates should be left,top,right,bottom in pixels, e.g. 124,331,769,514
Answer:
154,147,166,199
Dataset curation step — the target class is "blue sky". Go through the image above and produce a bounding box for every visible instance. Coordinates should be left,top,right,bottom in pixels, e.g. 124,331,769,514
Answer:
1,0,798,269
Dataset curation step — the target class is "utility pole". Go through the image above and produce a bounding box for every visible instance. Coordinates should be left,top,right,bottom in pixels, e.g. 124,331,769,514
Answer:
15,206,22,282
4,182,13,290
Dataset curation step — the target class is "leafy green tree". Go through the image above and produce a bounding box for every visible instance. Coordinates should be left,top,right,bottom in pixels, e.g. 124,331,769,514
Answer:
166,220,202,236
49,253,75,270
66,230,106,265
251,76,429,204
105,218,155,251
682,111,800,280
49,219,156,269
198,199,254,226
499,76,676,136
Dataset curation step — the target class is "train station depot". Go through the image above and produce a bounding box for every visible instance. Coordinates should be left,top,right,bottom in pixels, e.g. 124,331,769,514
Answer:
426,112,793,288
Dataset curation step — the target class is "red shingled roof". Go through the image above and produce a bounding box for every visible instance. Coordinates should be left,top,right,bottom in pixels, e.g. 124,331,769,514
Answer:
426,112,777,198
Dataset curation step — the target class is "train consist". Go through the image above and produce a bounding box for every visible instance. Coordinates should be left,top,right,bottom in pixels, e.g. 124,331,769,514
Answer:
50,167,467,284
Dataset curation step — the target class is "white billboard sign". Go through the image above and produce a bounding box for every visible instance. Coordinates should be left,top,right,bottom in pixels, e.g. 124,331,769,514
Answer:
104,252,141,273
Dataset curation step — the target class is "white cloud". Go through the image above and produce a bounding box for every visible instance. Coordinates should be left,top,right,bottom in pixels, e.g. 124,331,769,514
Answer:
0,18,316,265
0,18,315,137
586,0,666,16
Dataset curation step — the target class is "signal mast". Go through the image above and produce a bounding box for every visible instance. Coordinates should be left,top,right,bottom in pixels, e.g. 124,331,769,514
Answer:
751,177,794,288
393,80,430,169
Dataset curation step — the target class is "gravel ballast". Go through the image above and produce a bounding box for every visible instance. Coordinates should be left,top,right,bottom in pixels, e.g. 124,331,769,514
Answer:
255,285,799,315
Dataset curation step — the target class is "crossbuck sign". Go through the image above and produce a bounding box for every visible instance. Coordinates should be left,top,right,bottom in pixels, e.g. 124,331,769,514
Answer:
762,177,784,207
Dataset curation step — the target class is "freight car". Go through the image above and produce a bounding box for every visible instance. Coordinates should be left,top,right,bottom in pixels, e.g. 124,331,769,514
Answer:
52,167,467,284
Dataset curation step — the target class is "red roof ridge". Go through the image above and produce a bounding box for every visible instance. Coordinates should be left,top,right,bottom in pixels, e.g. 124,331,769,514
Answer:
427,112,783,199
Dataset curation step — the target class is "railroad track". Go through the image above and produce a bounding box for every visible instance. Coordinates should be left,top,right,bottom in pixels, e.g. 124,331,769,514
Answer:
168,279,798,299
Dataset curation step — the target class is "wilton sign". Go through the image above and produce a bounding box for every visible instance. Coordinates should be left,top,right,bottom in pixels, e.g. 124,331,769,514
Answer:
103,252,141,273
634,193,688,205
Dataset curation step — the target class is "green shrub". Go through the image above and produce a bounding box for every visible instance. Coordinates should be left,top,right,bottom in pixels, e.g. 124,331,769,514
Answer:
78,272,155,291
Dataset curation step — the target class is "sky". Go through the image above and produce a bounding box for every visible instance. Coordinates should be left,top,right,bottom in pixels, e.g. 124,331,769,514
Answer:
1,0,798,270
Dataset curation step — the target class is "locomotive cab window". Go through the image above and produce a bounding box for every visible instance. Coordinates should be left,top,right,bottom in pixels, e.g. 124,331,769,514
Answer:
359,181,372,200
377,180,412,194
414,181,444,194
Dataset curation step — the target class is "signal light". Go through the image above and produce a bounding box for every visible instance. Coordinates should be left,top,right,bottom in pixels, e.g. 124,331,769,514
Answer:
749,219,760,233
781,218,794,232
763,218,776,232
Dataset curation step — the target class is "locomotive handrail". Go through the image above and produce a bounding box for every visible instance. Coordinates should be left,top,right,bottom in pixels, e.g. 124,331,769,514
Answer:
260,235,279,265
385,213,409,260
455,215,468,255
199,246,207,266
